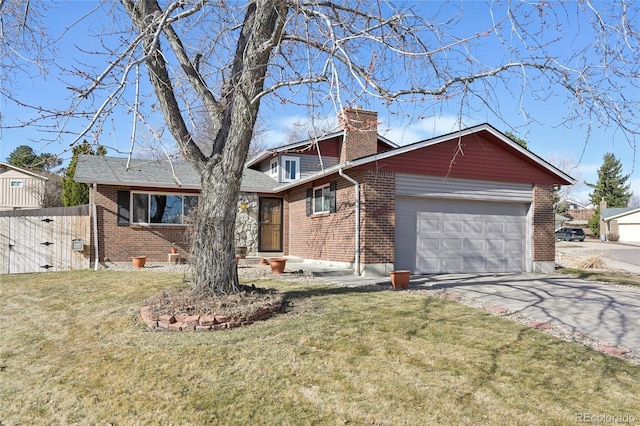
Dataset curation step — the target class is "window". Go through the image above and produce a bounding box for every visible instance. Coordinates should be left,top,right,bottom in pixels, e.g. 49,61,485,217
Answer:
10,180,23,188
131,192,198,225
306,181,337,215
314,184,331,213
281,156,299,182
269,158,278,176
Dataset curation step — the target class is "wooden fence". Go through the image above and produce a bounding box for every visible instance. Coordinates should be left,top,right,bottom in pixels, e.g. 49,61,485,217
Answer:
0,205,91,274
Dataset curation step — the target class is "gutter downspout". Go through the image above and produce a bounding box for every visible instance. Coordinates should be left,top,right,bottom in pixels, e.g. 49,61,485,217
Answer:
93,183,99,271
339,167,361,275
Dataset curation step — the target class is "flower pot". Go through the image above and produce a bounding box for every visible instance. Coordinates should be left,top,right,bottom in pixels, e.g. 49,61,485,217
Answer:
131,256,147,269
269,257,287,274
390,270,410,289
170,248,178,254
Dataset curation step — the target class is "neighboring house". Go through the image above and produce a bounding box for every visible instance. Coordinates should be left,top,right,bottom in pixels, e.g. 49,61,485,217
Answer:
601,204,640,242
564,198,595,221
0,162,50,211
75,107,574,275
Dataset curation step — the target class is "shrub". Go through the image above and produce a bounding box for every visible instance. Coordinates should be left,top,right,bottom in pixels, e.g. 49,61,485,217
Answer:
606,233,620,242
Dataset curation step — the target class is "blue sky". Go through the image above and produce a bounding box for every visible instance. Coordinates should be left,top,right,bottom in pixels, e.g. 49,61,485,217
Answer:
1,1,638,205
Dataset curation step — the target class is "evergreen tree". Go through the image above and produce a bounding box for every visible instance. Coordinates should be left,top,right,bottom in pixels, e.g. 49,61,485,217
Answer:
586,152,633,235
6,145,61,172
62,142,106,206
504,131,528,149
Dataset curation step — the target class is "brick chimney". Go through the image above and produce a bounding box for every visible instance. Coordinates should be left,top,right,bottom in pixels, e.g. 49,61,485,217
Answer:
339,107,378,163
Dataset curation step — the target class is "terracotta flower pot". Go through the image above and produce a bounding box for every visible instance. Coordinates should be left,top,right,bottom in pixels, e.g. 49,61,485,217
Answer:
390,270,410,289
131,256,147,269
269,258,287,274
170,248,178,254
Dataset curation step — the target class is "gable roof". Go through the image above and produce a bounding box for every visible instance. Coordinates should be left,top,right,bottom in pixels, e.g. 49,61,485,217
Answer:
602,206,640,221
74,123,574,194
74,155,279,192
0,162,49,180
346,123,574,185
272,123,575,191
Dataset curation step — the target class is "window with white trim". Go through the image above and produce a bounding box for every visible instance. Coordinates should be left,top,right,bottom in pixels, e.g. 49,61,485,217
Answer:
269,158,278,176
281,156,299,182
313,184,331,213
10,180,24,188
131,192,199,225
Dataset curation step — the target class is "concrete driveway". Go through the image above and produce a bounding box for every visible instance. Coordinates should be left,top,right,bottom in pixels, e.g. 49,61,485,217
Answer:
414,273,640,354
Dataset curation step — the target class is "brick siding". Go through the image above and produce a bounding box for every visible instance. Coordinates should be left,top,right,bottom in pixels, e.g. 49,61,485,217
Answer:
285,169,395,266
92,185,193,262
360,170,395,265
532,184,555,262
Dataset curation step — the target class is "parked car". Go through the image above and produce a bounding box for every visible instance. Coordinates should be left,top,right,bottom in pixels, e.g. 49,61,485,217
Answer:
555,227,585,241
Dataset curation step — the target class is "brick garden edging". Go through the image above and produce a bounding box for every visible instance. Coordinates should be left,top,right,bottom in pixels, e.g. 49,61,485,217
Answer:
140,303,282,331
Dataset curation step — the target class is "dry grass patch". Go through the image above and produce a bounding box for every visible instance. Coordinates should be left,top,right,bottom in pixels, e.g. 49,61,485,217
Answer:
556,267,640,289
1,270,639,425
568,251,607,270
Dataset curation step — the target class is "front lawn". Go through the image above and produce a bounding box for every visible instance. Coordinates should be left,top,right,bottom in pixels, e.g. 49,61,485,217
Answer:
1,270,639,424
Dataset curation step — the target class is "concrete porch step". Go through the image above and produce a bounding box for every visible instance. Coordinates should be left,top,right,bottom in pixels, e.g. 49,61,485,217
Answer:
309,269,355,278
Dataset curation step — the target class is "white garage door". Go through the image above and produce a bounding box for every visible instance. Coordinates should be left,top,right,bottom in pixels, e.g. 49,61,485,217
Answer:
395,197,528,274
618,223,640,242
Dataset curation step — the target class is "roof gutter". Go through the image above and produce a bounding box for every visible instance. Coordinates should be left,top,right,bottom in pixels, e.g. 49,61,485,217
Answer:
92,183,99,271
338,167,361,276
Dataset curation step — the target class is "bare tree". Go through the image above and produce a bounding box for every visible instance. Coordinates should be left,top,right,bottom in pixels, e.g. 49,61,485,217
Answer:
3,1,640,294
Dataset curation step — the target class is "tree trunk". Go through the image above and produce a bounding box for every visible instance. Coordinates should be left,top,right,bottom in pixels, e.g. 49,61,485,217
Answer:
121,0,286,294
190,161,242,294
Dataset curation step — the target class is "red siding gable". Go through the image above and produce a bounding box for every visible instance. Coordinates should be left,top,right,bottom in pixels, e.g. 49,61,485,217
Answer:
360,131,566,185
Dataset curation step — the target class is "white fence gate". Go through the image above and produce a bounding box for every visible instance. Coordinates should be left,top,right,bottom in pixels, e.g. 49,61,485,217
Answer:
0,205,90,274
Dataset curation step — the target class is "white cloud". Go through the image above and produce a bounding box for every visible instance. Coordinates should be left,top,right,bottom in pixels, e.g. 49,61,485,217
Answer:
381,114,481,145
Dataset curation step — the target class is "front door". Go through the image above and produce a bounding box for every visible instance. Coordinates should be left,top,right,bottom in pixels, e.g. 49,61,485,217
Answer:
259,197,283,252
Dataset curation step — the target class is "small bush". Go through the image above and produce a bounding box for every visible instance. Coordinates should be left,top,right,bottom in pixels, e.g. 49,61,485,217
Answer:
606,233,620,242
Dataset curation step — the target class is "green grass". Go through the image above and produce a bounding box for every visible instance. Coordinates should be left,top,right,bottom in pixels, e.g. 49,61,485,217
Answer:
1,270,639,425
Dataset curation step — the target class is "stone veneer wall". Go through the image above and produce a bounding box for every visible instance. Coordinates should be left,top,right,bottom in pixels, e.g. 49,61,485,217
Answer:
235,192,259,254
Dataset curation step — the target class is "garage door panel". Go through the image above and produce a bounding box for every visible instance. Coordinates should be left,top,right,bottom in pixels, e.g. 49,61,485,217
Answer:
442,238,463,252
464,257,485,271
418,215,441,232
417,256,439,271
487,239,505,252
395,197,528,273
506,257,524,270
505,221,524,233
486,221,506,233
442,258,464,271
465,220,484,234
466,239,484,251
486,257,505,270
443,219,464,233
506,240,524,252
